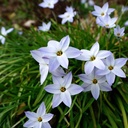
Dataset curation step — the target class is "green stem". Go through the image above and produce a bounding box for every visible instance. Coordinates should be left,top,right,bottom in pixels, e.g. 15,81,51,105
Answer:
89,106,97,128
117,97,128,128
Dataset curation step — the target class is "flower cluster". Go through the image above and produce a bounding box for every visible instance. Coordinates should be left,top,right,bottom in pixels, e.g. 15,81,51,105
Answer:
24,2,128,128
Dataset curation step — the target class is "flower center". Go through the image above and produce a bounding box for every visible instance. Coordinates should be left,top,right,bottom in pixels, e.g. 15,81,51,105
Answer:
108,65,113,70
92,79,98,84
105,24,109,27
90,56,96,61
101,12,105,16
56,51,63,56
117,33,120,36
60,87,66,92
38,117,42,122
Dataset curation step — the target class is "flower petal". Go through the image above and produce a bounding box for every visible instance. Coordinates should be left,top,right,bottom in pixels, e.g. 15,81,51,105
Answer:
43,114,54,122
96,68,110,75
61,91,71,107
49,58,60,72
78,74,92,84
115,58,127,68
97,50,111,59
25,111,37,121
60,35,70,51
23,120,37,127
93,59,105,70
90,42,99,56
68,84,83,95
45,84,61,94
40,65,49,85
37,102,46,116
63,72,72,88
99,82,112,91
42,122,51,128
106,72,115,85
91,84,100,100
57,53,68,69
112,67,126,78
65,47,81,58
52,94,62,108
84,61,94,74
82,83,91,92
6,28,14,34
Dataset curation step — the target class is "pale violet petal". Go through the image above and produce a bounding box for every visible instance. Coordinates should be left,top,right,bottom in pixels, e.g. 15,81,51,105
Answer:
107,8,115,15
84,61,94,74
97,50,111,59
1,37,5,44
51,67,66,76
93,59,105,70
48,40,60,49
106,73,115,85
61,91,71,107
23,120,37,127
96,68,110,75
63,72,72,88
105,53,115,66
37,102,46,116
90,42,99,56
115,58,127,68
42,122,51,128
102,2,108,13
91,84,100,100
25,112,38,120
1,27,6,35
43,114,54,122
30,50,46,64
82,83,91,92
39,47,56,57
40,65,49,85
78,74,92,84
52,94,62,108
65,47,81,58
45,84,61,94
52,76,63,85
68,84,83,95
57,53,68,69
60,35,70,51
94,5,102,13
99,82,112,91
97,76,106,83
6,28,14,34
112,67,126,78
49,58,60,72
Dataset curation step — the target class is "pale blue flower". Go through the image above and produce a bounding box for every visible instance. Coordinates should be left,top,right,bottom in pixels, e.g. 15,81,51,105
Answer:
79,68,112,100
23,102,53,128
96,54,127,85
92,2,115,18
58,6,76,24
45,72,83,108
114,25,125,38
97,15,118,28
39,0,58,9
0,27,14,44
76,42,111,74
39,35,81,71
38,22,51,32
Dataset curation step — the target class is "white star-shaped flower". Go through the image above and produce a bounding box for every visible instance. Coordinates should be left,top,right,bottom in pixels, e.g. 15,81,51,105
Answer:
92,2,115,17
23,102,53,128
58,6,76,24
96,54,127,85
39,0,58,9
38,22,51,32
0,27,14,44
114,25,125,38
76,42,111,74
97,15,118,28
39,35,81,71
79,68,112,100
45,72,83,108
